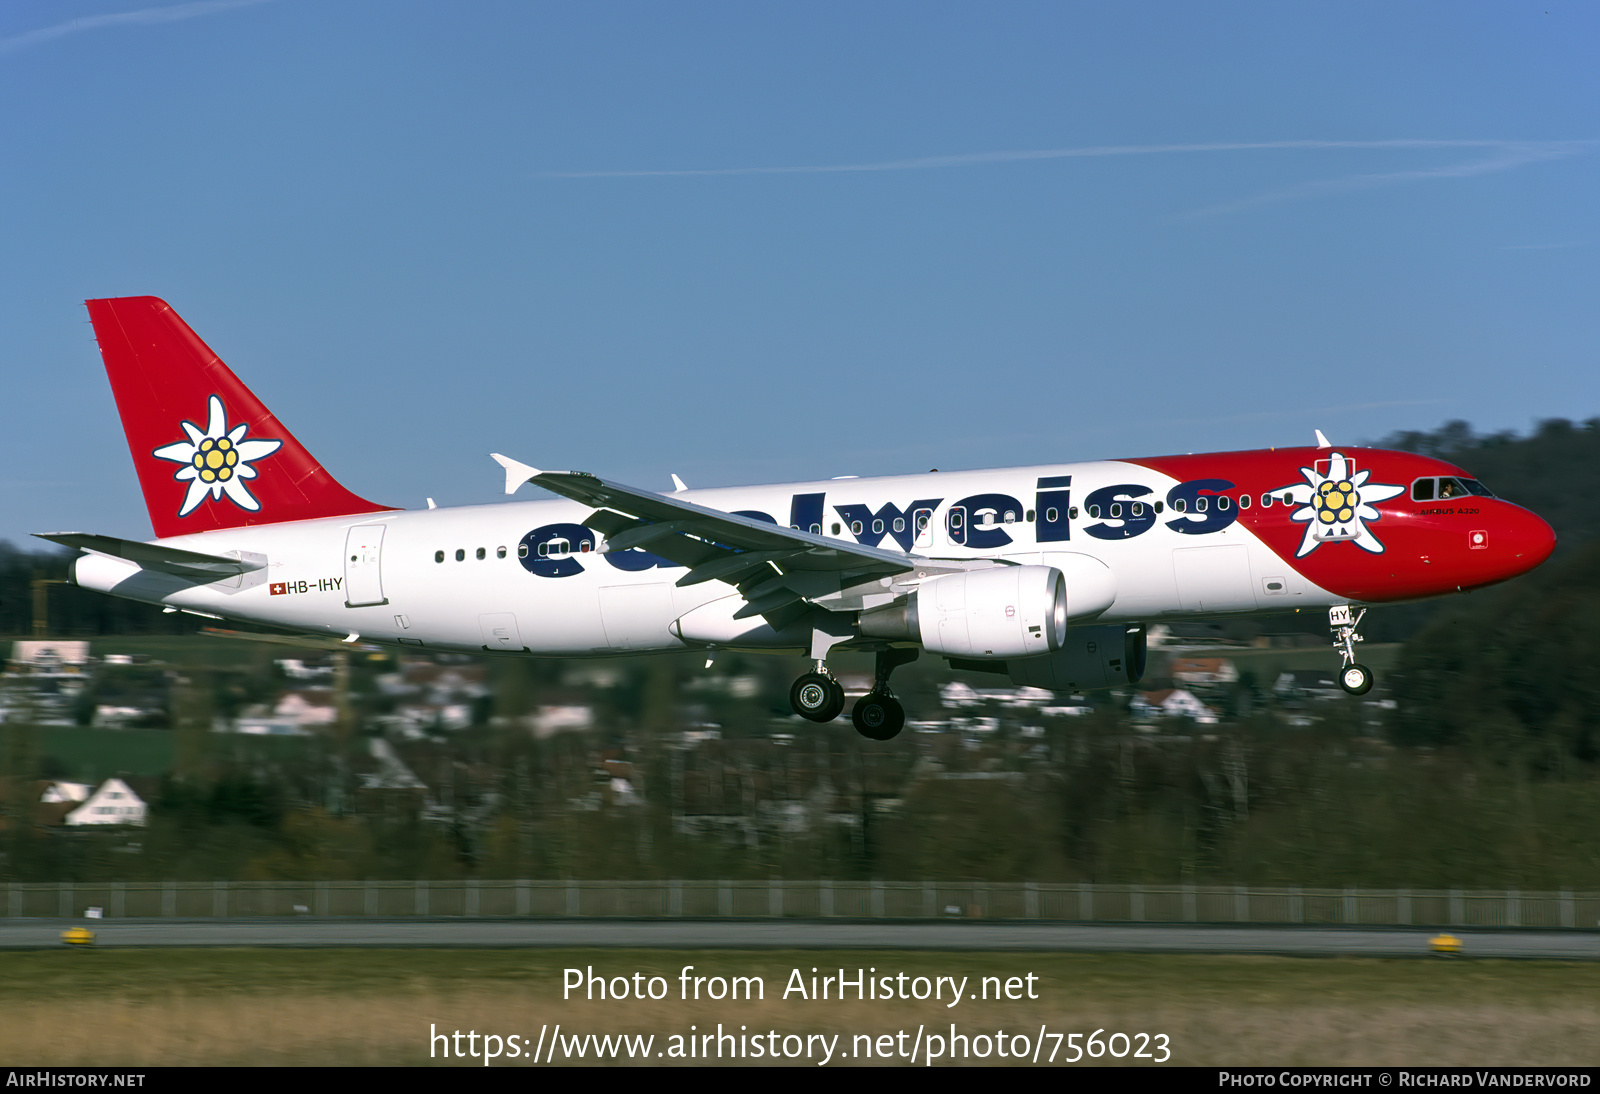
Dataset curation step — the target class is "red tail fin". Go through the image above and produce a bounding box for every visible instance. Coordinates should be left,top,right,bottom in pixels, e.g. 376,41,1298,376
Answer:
86,296,394,538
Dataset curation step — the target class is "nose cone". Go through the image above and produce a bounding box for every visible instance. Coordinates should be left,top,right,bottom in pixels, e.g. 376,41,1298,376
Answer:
1498,504,1557,578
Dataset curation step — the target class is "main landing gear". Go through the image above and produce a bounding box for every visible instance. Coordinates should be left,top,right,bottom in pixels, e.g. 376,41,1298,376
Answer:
789,667,845,724
1330,605,1373,696
787,648,918,741
851,648,917,741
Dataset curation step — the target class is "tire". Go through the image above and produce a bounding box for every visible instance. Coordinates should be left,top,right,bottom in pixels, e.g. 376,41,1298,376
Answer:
791,673,843,722
826,678,846,721
851,693,905,740
1339,663,1373,696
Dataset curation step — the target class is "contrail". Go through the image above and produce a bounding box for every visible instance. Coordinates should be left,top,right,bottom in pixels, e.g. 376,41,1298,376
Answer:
1186,141,1586,216
538,138,1592,179
0,0,273,56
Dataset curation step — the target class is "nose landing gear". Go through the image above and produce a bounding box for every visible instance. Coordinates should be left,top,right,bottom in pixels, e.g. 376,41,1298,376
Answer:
1330,605,1373,696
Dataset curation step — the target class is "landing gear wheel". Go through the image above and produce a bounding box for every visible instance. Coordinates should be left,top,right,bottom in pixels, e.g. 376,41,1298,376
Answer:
1338,663,1373,696
791,673,845,722
851,692,905,740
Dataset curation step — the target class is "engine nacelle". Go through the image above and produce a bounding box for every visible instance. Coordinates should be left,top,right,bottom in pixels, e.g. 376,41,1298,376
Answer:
1002,624,1148,692
862,565,1067,660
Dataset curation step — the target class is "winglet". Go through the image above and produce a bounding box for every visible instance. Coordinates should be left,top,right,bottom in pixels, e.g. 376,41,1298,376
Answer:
490,453,541,495
671,474,688,492
1314,429,1332,449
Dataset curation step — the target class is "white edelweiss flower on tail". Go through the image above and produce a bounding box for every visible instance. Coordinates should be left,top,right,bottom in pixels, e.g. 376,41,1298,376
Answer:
151,395,283,517
1270,451,1406,558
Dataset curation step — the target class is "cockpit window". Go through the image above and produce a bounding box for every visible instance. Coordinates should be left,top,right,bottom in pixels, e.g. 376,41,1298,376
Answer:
1414,476,1495,502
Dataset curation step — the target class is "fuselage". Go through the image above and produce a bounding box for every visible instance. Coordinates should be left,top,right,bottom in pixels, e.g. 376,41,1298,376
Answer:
72,446,1557,657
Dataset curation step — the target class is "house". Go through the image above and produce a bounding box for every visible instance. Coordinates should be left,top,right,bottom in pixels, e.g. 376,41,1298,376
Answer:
7,641,91,676
939,681,1056,709
276,658,334,682
274,690,339,726
532,704,593,737
63,778,148,827
39,781,92,804
1131,688,1218,724
1168,657,1239,686
225,689,341,735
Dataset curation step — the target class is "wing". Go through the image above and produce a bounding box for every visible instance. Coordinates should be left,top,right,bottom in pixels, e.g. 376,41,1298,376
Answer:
493,455,966,629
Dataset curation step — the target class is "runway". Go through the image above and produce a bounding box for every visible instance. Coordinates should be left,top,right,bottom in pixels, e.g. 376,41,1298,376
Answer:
4,919,1599,958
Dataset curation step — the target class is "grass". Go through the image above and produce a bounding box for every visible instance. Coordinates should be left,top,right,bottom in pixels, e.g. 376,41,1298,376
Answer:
2,948,1596,1066
38,727,175,779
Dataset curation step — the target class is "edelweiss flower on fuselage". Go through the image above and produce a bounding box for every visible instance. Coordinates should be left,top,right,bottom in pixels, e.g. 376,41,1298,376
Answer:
151,395,283,517
1270,452,1405,558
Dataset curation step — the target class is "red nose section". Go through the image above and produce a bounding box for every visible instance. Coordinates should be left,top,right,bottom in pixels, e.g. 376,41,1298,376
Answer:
1495,503,1557,579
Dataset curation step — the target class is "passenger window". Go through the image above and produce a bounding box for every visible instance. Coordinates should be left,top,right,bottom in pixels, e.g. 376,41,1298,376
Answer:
1238,494,1250,509
1045,507,1059,523
893,517,905,533
434,550,445,563
1153,502,1163,513
1069,507,1079,519
832,523,842,535
1261,494,1272,507
476,547,486,560
454,549,465,561
810,523,822,535
580,539,593,552
851,521,864,536
1217,496,1230,511
497,546,507,559
1411,478,1435,502
1109,503,1122,519
1003,511,1017,523
1280,493,1293,505
915,515,928,531
518,544,528,558
1025,510,1035,522
872,519,884,535
1087,505,1102,519
1195,497,1208,513
1174,499,1187,513
1131,502,1143,517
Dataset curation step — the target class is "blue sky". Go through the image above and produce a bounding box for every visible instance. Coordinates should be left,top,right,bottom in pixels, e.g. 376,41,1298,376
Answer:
2,1,1596,542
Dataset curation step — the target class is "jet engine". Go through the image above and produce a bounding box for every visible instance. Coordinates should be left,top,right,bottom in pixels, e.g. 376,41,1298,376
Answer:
860,564,1068,660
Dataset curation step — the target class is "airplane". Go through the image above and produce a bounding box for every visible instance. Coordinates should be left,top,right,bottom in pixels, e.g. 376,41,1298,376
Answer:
43,297,1557,740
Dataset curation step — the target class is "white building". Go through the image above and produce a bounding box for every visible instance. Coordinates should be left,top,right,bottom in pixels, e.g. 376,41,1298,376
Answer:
40,781,92,804
64,778,147,827
8,641,91,676
1131,688,1219,725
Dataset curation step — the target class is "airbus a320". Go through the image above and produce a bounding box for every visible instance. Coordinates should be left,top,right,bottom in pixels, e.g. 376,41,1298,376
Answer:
46,297,1557,739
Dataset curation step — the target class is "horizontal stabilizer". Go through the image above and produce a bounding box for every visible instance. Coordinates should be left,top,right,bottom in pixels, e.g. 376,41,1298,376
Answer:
34,532,263,579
